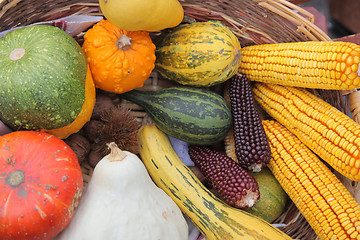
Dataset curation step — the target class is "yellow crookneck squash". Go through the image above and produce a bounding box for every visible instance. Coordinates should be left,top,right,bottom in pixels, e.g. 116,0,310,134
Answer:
99,0,184,32
82,20,156,94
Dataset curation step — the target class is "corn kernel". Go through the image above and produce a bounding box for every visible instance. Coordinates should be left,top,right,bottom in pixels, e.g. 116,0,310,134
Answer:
350,230,358,239
348,72,358,80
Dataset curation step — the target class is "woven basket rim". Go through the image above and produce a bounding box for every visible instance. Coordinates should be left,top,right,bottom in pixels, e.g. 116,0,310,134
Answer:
1,0,331,43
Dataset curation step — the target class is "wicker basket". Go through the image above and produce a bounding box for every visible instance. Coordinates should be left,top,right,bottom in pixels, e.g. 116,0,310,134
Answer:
1,0,359,239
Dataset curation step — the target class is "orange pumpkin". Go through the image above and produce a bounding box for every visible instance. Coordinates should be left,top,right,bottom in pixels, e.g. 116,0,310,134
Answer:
0,131,83,239
82,20,156,94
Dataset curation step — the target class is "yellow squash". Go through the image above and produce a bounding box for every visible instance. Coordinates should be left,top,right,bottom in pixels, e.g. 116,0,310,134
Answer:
99,0,184,32
137,123,293,240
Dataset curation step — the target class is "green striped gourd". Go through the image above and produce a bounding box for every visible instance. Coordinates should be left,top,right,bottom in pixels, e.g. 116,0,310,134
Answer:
120,86,232,145
155,21,241,87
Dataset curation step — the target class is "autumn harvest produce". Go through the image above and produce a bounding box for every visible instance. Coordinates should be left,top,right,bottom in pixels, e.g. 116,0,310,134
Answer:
228,74,271,172
188,145,260,209
253,83,360,181
56,142,188,240
99,0,183,31
0,24,95,139
46,67,95,139
137,123,293,240
4,0,360,239
244,167,288,224
224,128,288,223
82,20,156,94
263,120,360,240
120,86,232,145
239,41,360,90
82,102,140,167
0,131,83,240
155,20,241,87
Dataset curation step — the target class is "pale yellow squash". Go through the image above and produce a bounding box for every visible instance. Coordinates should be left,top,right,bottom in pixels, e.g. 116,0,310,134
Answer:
99,0,184,32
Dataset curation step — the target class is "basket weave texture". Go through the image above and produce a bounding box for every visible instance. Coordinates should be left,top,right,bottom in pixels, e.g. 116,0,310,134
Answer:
1,1,358,240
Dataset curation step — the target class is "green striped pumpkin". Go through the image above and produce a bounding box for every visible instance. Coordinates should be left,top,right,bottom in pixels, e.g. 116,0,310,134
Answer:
0,24,87,131
120,86,232,145
155,21,241,87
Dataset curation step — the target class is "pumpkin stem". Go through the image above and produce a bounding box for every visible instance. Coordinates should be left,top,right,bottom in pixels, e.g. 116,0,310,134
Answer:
116,35,132,51
6,170,25,188
107,142,127,162
9,48,26,61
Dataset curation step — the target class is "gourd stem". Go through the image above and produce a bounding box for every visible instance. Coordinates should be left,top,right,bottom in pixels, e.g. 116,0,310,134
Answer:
9,48,26,61
116,35,132,51
6,170,25,188
108,142,127,162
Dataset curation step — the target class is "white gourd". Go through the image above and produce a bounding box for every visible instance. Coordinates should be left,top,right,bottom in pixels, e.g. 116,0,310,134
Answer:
55,142,188,240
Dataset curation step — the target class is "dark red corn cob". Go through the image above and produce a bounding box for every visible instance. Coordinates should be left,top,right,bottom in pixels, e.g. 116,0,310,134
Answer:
188,145,260,209
229,74,271,172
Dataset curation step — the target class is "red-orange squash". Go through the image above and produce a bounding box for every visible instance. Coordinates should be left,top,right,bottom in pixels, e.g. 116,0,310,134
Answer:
0,131,83,240
82,19,156,94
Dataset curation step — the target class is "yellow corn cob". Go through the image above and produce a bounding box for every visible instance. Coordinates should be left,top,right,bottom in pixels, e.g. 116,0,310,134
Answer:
263,120,360,240
252,82,360,181
239,41,360,90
